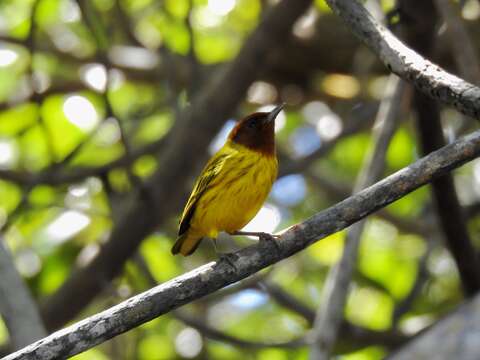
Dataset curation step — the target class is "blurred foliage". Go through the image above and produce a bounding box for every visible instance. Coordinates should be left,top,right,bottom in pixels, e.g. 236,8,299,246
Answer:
1,0,480,359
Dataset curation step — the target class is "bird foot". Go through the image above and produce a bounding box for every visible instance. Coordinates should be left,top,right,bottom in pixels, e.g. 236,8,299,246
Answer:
258,233,281,252
232,231,281,251
257,232,281,243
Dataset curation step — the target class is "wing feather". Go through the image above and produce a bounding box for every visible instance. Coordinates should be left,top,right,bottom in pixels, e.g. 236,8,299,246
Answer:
178,152,229,235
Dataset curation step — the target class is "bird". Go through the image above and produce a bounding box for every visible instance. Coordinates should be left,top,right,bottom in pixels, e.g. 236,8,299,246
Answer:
171,104,284,256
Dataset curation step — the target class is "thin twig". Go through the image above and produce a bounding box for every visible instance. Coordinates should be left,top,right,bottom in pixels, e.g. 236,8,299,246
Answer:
392,242,433,325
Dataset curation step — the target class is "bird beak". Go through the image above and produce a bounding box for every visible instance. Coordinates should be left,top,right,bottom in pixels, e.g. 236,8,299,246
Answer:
265,103,285,124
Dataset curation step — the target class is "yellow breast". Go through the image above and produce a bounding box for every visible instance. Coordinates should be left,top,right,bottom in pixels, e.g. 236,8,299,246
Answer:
190,142,278,238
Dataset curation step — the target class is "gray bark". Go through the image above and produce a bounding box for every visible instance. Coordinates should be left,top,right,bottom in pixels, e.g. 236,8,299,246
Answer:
388,293,480,360
0,239,47,350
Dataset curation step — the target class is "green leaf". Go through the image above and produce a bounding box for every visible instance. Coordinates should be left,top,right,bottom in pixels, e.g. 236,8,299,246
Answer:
0,103,38,136
19,124,51,170
342,346,386,360
133,155,157,178
346,286,394,330
70,348,109,360
0,180,22,213
137,334,174,360
29,185,57,206
386,127,415,170
140,234,180,282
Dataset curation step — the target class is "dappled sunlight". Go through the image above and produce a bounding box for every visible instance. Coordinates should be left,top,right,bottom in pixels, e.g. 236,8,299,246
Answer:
293,7,317,39
63,95,99,132
15,249,42,278
59,0,81,23
0,48,18,67
272,174,307,206
0,139,18,168
316,112,342,140
174,327,203,358
227,289,268,309
322,73,360,99
289,125,321,157
242,204,281,235
109,46,159,70
208,120,236,154
247,81,278,105
80,63,107,92
208,0,236,16
38,210,91,248
462,0,480,20
399,315,435,335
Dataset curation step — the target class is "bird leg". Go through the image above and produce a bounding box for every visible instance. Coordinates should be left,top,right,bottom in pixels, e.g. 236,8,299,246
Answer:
211,239,238,272
231,231,281,251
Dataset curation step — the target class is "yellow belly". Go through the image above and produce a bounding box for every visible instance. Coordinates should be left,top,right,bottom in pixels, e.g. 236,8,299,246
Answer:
190,149,277,238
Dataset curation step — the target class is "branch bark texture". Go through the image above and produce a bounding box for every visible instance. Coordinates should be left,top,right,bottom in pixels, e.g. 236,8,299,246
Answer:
6,128,480,360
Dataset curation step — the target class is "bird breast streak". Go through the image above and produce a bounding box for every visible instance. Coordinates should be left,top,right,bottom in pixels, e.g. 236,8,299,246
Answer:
193,149,277,237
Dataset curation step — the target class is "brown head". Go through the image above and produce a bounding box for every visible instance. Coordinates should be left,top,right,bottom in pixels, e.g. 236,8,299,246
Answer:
228,103,284,156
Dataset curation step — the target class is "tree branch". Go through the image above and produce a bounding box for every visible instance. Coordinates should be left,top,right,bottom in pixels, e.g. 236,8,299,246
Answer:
324,0,480,120
0,237,47,350
388,292,480,360
6,125,480,360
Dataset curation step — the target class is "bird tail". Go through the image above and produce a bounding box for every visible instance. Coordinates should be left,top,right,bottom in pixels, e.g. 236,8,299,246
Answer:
171,232,203,256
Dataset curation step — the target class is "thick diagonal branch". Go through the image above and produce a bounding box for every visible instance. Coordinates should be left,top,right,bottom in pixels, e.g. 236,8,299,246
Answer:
6,126,480,360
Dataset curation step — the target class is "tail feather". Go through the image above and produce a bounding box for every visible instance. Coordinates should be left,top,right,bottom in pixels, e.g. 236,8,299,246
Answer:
171,232,203,256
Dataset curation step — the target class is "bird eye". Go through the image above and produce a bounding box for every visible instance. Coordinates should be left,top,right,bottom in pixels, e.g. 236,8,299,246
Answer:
247,119,256,128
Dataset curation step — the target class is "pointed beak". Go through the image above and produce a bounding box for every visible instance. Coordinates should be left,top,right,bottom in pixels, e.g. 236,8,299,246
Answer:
265,103,285,124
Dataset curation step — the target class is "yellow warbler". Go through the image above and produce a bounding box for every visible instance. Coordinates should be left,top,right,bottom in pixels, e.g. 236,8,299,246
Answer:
172,104,284,256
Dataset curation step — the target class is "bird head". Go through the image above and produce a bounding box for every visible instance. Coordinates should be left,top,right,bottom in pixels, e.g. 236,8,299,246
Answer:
229,103,284,155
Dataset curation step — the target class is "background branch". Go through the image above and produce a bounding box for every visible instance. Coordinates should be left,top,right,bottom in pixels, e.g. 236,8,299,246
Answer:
388,292,480,360
324,0,480,120
399,0,480,295
310,75,405,359
0,237,47,350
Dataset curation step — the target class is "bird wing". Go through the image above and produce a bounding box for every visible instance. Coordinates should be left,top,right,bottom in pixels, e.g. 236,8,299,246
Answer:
178,151,229,236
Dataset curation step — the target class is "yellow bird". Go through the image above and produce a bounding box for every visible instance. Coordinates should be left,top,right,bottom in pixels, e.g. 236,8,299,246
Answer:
172,104,284,256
